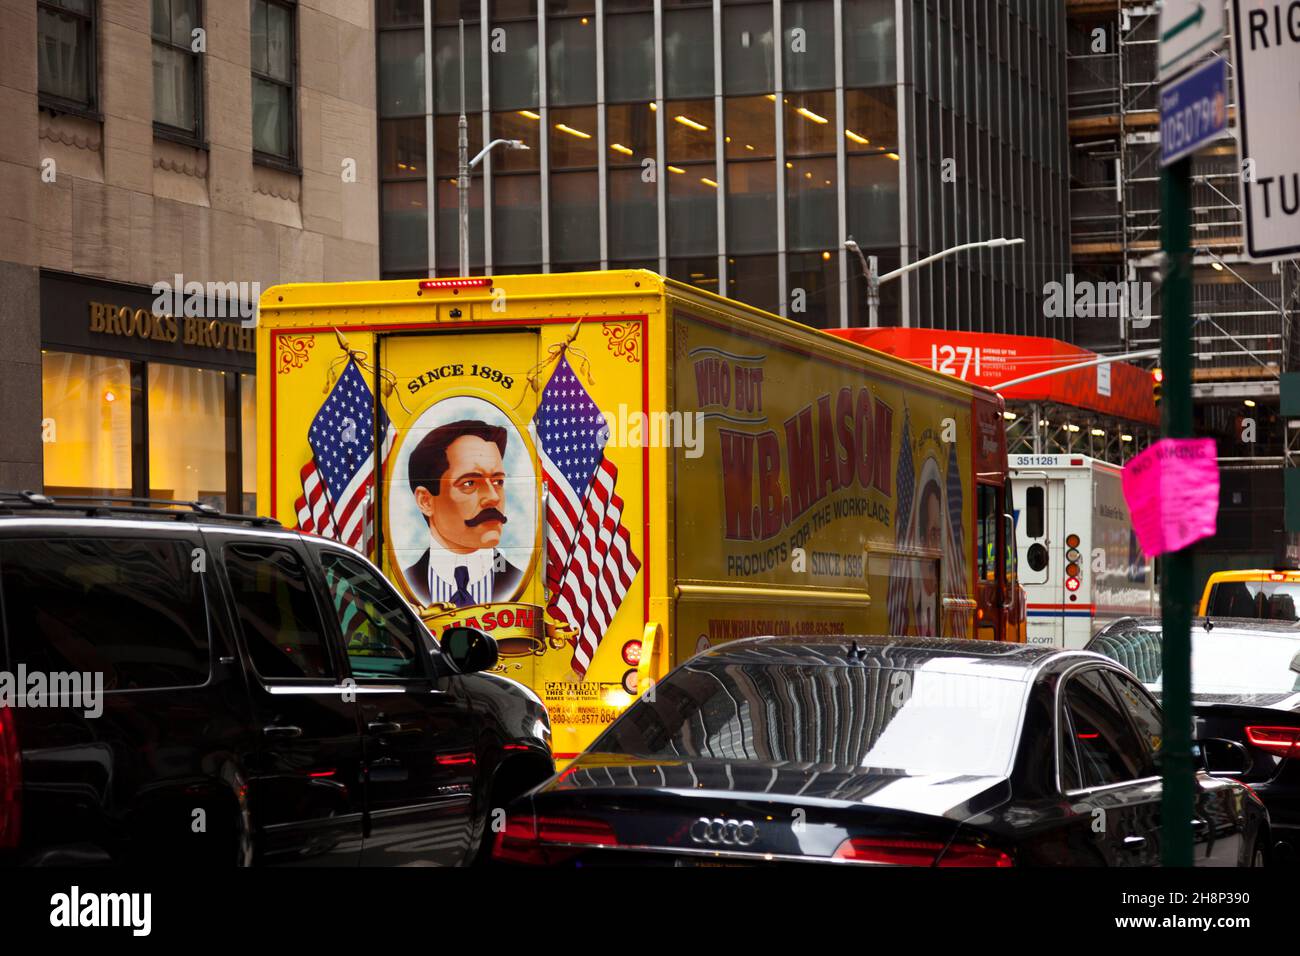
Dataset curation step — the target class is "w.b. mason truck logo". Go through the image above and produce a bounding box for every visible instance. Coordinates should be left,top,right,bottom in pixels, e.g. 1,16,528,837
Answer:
698,348,896,542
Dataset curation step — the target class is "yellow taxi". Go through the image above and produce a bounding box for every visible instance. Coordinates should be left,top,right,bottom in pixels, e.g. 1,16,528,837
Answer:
1199,569,1300,622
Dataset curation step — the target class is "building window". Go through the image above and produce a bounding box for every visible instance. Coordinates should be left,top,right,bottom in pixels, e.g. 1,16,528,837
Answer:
493,174,542,266
434,115,485,273
488,17,539,111
726,254,779,314
726,161,776,256
606,11,654,103
722,3,773,96
664,6,713,100
379,29,426,116
667,166,717,257
844,0,896,88
669,257,720,295
551,171,599,263
786,251,839,329
782,0,834,92
250,0,297,166
435,23,482,114
38,0,98,114
382,181,430,274
550,103,599,262
152,0,203,142
609,168,658,261
548,13,597,106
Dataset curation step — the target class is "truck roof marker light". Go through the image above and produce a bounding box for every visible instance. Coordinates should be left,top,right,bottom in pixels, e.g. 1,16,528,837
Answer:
419,278,493,293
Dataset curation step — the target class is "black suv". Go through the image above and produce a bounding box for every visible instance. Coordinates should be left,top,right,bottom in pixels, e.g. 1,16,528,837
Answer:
0,492,552,866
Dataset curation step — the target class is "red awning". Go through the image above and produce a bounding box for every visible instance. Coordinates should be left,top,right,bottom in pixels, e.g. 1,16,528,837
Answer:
829,328,1158,427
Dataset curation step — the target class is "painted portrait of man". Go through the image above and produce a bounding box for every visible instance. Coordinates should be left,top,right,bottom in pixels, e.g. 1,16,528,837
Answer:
404,419,525,607
912,473,944,636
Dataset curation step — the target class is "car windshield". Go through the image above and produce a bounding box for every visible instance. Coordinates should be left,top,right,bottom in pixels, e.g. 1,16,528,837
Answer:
1093,627,1300,696
1207,580,1300,621
590,657,1027,777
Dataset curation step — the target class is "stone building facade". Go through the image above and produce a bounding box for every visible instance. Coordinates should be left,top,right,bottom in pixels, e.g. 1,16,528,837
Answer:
0,0,379,506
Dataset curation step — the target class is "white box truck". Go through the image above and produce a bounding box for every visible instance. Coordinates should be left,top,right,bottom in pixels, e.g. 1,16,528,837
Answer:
1010,454,1157,648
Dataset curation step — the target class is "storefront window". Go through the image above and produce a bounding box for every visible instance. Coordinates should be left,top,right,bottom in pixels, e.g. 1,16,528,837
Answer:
241,373,257,515
147,363,228,510
41,351,133,498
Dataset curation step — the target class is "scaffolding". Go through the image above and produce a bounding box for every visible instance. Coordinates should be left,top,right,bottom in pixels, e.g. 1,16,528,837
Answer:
1064,0,1300,561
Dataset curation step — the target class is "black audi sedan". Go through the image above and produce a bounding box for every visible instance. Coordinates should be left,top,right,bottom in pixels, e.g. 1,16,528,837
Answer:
1089,616,1300,864
494,636,1268,866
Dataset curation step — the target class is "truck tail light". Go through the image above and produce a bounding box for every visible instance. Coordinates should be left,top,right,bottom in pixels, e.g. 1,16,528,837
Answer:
0,705,21,849
1245,726,1300,759
833,837,1013,867
493,813,619,865
1065,577,1081,592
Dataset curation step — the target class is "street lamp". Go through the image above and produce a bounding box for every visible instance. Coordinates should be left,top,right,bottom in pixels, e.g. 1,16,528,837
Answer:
455,20,528,276
457,135,528,276
844,236,1026,327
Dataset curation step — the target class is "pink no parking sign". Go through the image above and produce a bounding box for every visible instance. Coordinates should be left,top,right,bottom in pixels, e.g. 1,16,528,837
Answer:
1121,438,1219,557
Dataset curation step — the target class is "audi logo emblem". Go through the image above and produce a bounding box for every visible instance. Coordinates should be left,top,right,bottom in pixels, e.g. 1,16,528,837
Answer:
689,817,758,846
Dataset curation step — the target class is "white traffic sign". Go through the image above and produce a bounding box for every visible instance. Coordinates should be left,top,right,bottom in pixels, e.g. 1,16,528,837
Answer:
1159,0,1226,81
1231,0,1300,260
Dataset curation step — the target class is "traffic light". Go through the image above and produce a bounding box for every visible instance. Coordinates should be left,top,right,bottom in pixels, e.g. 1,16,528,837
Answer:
1152,367,1163,406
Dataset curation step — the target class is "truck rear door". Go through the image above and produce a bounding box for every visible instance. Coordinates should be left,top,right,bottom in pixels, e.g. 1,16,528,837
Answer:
1019,475,1066,645
375,330,545,685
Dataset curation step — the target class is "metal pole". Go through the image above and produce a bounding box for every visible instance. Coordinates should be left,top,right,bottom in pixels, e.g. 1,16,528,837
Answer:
457,19,470,277
867,255,880,328
1160,155,1195,869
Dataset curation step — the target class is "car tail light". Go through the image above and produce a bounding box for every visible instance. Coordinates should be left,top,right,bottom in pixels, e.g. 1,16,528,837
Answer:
492,813,618,865
1245,726,1300,759
0,706,21,849
832,837,1012,867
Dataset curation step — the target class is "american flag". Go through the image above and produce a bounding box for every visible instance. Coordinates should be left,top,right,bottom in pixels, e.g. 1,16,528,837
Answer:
886,408,915,636
943,439,969,638
294,359,394,554
532,355,642,678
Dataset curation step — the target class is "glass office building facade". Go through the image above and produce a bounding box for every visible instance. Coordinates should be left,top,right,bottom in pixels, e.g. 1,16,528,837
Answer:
378,0,1070,334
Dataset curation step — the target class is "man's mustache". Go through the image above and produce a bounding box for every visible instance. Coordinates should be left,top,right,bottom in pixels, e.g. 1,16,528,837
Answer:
465,508,507,527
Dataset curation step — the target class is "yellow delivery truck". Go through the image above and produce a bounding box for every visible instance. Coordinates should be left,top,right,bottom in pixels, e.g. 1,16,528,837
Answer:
257,271,1021,760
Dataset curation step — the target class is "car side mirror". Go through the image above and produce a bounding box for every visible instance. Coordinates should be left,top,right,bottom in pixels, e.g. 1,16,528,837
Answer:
1290,650,1300,676
439,626,499,675
1198,737,1252,776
